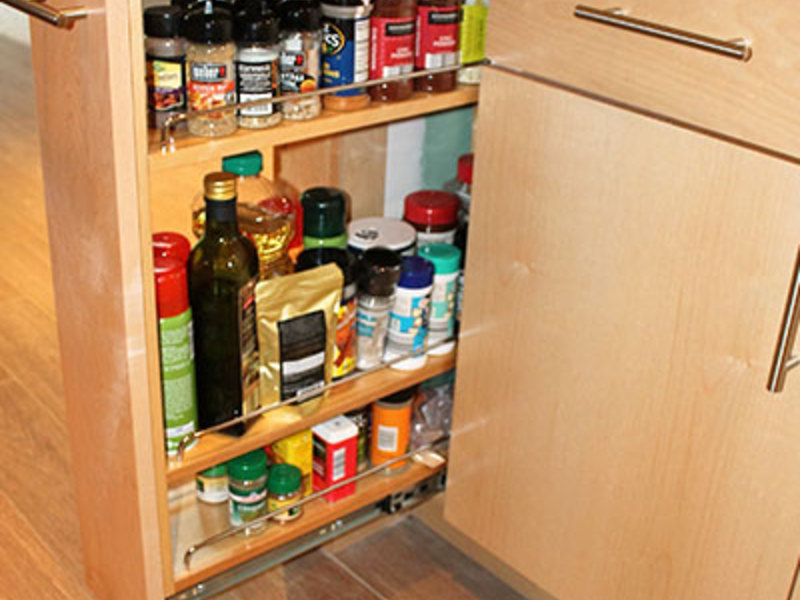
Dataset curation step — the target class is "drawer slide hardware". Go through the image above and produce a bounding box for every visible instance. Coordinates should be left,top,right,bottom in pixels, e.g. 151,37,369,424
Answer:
768,247,800,392
574,5,752,62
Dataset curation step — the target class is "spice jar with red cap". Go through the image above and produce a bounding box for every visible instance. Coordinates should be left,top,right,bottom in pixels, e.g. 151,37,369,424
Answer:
443,153,473,218
403,189,460,247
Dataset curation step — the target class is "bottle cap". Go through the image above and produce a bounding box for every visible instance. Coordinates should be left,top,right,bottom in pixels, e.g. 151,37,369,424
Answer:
295,247,356,286
144,5,184,38
227,449,268,481
204,171,237,201
152,232,191,264
457,153,473,185
233,10,279,43
398,255,434,290
347,217,416,254
404,191,459,227
199,463,227,478
222,151,263,176
376,388,414,408
153,256,189,319
183,3,233,44
301,187,347,239
278,0,322,31
418,243,461,275
267,463,302,495
358,248,402,297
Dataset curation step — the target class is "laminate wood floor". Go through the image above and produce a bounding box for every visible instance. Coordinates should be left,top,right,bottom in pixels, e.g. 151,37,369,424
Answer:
0,33,527,600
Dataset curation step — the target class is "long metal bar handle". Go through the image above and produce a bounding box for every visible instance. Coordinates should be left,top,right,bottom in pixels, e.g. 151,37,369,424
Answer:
2,0,88,28
574,5,752,62
183,439,448,569
767,247,800,392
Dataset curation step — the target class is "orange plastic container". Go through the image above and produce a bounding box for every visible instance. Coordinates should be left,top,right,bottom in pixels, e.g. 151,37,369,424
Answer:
370,389,413,472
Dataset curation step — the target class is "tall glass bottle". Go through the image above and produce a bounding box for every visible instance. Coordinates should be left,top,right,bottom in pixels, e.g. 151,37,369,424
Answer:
189,172,260,434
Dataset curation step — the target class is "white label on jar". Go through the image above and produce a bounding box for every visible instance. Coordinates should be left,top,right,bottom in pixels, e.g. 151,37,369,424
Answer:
417,229,456,247
377,425,399,452
332,447,346,481
236,59,278,117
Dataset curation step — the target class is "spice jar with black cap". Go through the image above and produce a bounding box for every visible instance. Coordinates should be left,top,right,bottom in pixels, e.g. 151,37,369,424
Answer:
279,0,323,120
144,5,187,130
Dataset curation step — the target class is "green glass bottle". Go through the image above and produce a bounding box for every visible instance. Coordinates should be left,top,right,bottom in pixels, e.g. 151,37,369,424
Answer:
189,172,260,435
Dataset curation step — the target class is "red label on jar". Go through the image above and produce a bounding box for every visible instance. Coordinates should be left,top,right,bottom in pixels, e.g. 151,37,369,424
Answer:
415,6,459,70
370,16,416,79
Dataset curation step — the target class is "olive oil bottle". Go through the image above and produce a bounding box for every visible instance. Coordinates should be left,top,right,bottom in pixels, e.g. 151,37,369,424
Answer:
189,172,260,434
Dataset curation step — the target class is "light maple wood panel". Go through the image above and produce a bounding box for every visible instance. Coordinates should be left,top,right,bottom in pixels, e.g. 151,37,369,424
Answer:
446,68,800,600
488,0,800,159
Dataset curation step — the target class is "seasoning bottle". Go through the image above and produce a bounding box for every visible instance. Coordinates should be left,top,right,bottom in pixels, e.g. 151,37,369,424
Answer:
267,463,304,523
153,254,199,456
347,216,417,256
196,464,228,504
414,0,459,93
312,416,359,502
355,248,402,370
345,407,370,472
153,231,191,263
271,429,313,497
227,449,269,528
184,1,237,137
384,255,434,370
301,187,348,248
321,0,372,111
370,388,413,472
188,172,260,434
233,7,282,129
403,190,459,247
442,153,473,217
369,0,416,102
144,5,186,130
457,0,488,85
279,0,323,120
296,248,358,379
418,243,460,355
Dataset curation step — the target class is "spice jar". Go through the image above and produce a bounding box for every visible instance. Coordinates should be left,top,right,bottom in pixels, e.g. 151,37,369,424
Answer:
279,0,323,120
144,5,186,130
233,8,282,129
152,231,191,263
271,429,313,497
457,0,488,85
196,464,228,504
414,0,459,93
301,187,348,249
228,449,269,528
267,463,304,523
385,255,434,370
418,243,460,355
356,248,402,370
403,190,459,247
345,407,370,472
347,216,416,256
184,2,237,137
321,0,372,111
370,388,414,472
369,0,416,102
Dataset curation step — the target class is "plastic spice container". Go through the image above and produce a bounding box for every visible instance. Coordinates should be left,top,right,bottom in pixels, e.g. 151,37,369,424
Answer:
457,0,488,85
228,450,269,528
271,429,313,497
384,255,434,370
356,248,402,370
370,388,413,472
184,2,237,137
442,153,473,217
267,463,304,523
345,407,370,472
312,416,359,502
295,248,358,379
321,0,373,111
403,190,460,247
369,0,416,102
196,464,228,504
301,187,348,248
144,5,186,130
279,0,323,120
414,0,459,93
347,216,416,256
418,243,460,355
233,8,282,129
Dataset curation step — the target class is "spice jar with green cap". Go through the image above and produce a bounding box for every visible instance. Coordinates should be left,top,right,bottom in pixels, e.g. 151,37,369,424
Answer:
418,243,461,356
196,463,228,504
227,449,269,527
267,463,304,523
301,187,348,249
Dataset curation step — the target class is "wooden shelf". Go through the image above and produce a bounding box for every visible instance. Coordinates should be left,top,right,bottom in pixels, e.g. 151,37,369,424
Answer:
167,353,456,485
148,86,479,172
170,459,445,592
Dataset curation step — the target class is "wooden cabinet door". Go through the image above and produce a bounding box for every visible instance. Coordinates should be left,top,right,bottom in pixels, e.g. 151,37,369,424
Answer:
445,67,800,600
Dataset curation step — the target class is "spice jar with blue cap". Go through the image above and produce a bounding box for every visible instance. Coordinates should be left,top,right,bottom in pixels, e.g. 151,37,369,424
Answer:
384,255,434,370
418,243,461,356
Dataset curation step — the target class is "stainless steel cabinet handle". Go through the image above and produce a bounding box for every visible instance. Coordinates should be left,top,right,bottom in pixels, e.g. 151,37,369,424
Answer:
574,5,752,62
767,248,800,393
2,0,88,29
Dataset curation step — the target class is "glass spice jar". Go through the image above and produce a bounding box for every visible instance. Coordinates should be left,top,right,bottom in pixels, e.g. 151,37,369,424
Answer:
414,0,459,93
369,0,416,102
144,5,187,130
267,463,304,523
228,449,269,528
279,0,323,120
184,2,238,137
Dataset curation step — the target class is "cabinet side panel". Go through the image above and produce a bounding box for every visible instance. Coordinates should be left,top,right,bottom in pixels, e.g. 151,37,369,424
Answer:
446,67,800,600
30,1,168,598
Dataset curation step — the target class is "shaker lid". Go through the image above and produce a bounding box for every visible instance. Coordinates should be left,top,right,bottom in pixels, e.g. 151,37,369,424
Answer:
153,256,189,319
144,5,184,38
347,217,416,253
222,151,263,176
397,255,434,289
183,3,233,43
296,247,356,285
233,8,279,43
227,449,268,480
457,153,474,185
404,190,459,227
278,0,322,31
301,187,347,239
418,243,461,275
